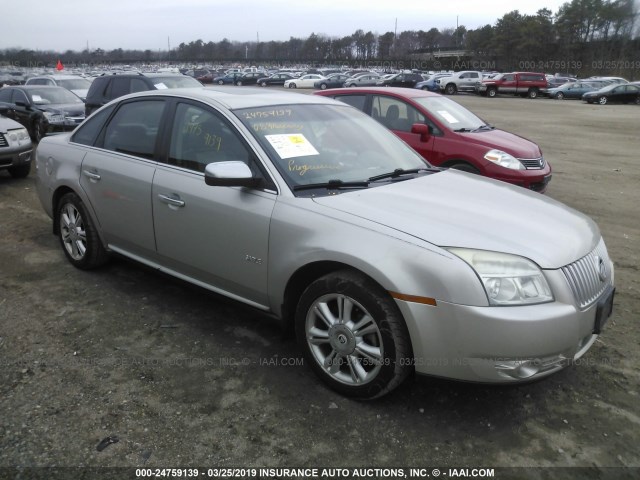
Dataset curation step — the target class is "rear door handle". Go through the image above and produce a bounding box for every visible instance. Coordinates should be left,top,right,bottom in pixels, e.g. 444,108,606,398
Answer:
158,193,185,208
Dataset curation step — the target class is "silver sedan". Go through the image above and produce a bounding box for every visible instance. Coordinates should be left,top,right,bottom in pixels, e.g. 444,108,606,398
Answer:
34,87,615,398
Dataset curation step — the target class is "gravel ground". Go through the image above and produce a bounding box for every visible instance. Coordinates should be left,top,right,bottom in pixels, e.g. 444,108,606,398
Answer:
0,92,639,479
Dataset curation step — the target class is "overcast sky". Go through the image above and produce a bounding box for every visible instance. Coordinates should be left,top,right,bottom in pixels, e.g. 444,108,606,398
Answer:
3,0,569,52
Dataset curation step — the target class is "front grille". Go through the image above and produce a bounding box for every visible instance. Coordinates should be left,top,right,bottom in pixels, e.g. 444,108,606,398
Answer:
519,157,545,170
561,239,612,309
0,133,7,147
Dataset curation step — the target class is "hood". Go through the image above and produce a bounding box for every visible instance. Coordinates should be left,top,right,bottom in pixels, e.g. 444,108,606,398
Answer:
38,102,85,116
459,128,541,159
70,88,88,100
312,170,599,269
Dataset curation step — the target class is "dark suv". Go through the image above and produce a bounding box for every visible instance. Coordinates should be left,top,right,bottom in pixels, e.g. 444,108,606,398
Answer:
84,73,202,116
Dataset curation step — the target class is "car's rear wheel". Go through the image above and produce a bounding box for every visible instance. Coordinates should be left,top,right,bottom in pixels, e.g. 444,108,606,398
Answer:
528,88,539,99
217,80,225,85
57,192,108,270
555,92,564,100
295,270,413,399
8,163,31,178
236,81,243,86
599,96,608,105
635,97,640,105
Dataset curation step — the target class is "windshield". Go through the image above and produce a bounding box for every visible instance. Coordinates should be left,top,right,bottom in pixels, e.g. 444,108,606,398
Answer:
28,87,83,105
414,96,487,131
235,104,429,190
58,78,92,90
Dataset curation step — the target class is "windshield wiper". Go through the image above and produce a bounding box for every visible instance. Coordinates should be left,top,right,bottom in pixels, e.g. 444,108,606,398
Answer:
454,124,495,133
292,179,370,192
367,168,433,182
470,124,495,132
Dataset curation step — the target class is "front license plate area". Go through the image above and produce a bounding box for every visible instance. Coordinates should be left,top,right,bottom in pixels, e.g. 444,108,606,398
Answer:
594,286,615,334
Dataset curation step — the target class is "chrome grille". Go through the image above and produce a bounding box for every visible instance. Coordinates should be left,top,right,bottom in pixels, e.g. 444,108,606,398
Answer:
519,157,545,170
561,239,612,309
0,133,7,147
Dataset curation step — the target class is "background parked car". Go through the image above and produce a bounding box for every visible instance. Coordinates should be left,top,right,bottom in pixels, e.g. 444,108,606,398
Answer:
436,71,483,94
582,83,640,104
235,72,263,86
0,113,33,178
414,73,451,92
0,85,84,142
284,74,326,89
314,73,349,90
377,72,425,88
256,72,295,87
344,73,381,87
184,69,213,84
315,87,551,192
543,81,609,100
213,72,242,85
25,75,92,101
84,72,202,116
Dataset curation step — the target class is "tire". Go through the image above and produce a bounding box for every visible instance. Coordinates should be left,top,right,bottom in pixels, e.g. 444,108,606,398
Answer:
236,81,242,86
449,162,480,175
260,81,267,87
8,163,31,178
217,80,225,85
57,192,108,270
555,92,564,100
444,84,457,95
598,96,608,105
295,270,413,399
487,88,497,98
635,97,640,105
320,83,328,90
288,83,296,89
528,88,539,99
32,119,46,143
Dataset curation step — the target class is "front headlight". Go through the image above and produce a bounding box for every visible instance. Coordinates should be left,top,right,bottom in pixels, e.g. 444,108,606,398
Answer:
484,149,525,170
6,128,31,146
447,248,553,306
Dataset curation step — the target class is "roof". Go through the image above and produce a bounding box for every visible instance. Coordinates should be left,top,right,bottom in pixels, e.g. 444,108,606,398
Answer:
116,86,340,110
314,86,440,99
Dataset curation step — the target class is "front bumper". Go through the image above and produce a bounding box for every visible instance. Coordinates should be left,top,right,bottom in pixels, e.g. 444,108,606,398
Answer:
394,268,614,383
0,146,32,169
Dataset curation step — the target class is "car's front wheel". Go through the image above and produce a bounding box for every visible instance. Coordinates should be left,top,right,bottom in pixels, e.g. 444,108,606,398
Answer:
320,83,328,90
555,92,565,100
295,270,413,399
32,119,46,143
260,81,267,87
288,83,296,88
217,80,225,85
57,192,108,269
599,96,608,105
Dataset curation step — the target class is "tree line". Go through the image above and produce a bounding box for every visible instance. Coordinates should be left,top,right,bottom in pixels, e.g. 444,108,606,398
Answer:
2,0,639,78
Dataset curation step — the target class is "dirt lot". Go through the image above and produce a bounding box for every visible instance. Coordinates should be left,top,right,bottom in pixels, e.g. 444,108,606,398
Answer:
1,93,639,477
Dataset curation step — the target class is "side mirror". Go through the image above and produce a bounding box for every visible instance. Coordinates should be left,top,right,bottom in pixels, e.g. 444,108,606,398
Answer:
411,123,431,142
204,161,262,188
